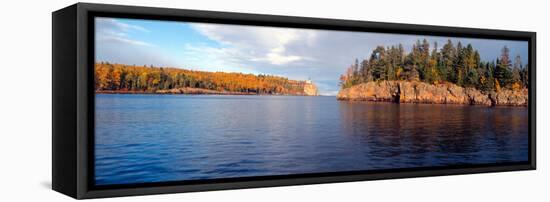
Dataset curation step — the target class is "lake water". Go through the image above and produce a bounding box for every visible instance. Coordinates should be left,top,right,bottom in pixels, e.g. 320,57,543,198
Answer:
95,94,529,185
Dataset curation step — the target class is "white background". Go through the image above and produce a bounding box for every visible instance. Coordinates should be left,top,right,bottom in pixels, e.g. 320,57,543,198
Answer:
0,0,547,201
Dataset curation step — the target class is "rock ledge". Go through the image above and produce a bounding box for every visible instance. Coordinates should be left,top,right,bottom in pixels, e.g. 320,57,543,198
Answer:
336,81,527,106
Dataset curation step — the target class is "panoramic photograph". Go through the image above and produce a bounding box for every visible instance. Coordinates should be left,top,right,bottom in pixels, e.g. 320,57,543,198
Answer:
94,17,529,186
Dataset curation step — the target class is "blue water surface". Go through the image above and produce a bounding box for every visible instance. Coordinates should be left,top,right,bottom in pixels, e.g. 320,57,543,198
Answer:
95,94,529,185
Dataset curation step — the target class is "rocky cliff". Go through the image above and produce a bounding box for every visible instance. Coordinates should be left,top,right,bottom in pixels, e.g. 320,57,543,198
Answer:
337,81,527,106
303,83,319,96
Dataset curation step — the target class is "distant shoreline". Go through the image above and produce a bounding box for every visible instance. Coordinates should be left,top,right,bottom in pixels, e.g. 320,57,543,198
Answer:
96,89,252,95
95,63,319,96
95,87,319,96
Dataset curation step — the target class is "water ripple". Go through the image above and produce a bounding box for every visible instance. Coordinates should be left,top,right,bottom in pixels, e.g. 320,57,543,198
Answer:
95,95,529,185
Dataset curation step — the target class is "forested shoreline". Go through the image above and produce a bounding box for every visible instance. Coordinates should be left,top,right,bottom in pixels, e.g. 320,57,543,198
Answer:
94,63,317,95
339,39,528,93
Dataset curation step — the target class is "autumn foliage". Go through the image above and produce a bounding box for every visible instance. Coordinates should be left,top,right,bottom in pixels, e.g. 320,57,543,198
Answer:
95,63,311,95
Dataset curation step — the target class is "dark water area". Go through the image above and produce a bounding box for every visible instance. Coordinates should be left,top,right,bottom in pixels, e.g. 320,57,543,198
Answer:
95,94,529,185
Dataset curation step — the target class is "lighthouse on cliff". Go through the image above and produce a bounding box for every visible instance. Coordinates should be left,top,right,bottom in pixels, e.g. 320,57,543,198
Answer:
303,77,318,96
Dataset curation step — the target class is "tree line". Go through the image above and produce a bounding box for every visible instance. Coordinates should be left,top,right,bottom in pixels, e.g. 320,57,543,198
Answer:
339,39,529,92
95,63,309,95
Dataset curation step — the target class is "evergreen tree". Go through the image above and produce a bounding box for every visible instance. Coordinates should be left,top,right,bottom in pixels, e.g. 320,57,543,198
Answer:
441,40,456,83
463,44,479,87
494,46,513,88
454,42,465,86
521,63,529,88
370,46,387,80
511,55,522,88
338,39,526,93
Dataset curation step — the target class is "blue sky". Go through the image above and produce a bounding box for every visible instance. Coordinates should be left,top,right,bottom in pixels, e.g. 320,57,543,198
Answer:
95,17,529,96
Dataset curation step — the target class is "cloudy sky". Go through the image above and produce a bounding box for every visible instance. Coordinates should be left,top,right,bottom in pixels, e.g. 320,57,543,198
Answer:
95,17,528,96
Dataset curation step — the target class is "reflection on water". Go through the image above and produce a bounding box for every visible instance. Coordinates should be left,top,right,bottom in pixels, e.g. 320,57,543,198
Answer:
338,102,528,168
95,94,528,185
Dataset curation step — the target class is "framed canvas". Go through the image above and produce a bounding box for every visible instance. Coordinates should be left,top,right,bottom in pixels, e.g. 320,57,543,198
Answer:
52,3,536,199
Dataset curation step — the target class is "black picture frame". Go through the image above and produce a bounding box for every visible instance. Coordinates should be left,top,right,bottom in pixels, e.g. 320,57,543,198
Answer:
52,2,536,199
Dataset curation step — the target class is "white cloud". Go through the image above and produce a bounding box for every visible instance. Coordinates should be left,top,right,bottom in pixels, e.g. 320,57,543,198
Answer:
190,23,316,66
96,18,150,33
97,35,153,47
95,18,152,47
181,44,258,73
95,18,175,67
264,47,302,65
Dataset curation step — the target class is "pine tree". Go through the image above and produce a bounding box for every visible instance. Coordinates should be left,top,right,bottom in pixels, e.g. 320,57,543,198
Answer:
511,55,522,88
494,46,513,88
521,63,529,88
370,46,387,80
440,40,456,83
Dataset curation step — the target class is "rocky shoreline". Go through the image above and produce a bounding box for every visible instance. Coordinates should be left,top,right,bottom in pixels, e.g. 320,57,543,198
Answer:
337,81,528,107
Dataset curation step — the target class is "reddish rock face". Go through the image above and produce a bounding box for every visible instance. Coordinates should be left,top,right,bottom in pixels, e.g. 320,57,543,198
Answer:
335,81,397,102
337,81,527,107
492,89,529,106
